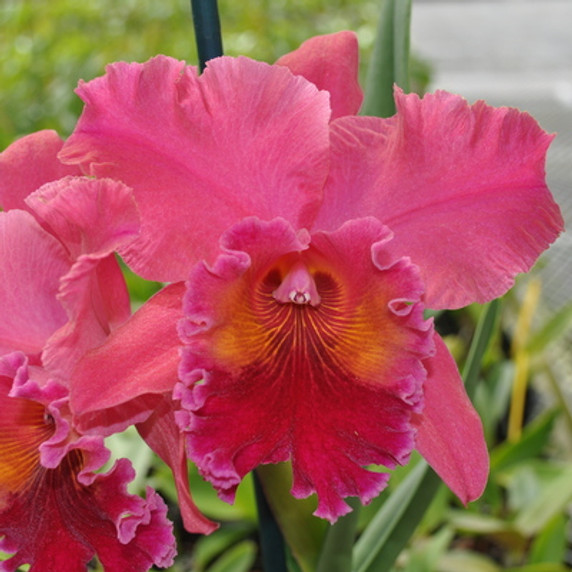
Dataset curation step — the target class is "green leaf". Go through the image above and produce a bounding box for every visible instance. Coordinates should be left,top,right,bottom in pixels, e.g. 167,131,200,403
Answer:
538,358,572,435
529,513,568,564
361,0,412,117
403,526,455,572
514,463,572,536
462,299,501,399
185,466,257,522
206,540,257,572
193,524,255,571
490,409,559,472
437,549,501,572
526,300,572,355
352,461,442,572
255,463,327,572
504,565,570,572
448,510,515,535
316,498,361,572
120,262,162,304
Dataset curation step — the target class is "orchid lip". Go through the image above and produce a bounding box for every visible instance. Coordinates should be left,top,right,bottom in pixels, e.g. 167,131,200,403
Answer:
272,261,321,307
177,216,439,522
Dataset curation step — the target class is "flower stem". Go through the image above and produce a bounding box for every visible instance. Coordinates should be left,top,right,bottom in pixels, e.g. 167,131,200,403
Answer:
253,470,288,572
190,0,223,72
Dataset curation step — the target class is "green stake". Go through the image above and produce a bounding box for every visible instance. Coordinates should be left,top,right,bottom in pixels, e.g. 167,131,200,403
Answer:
253,471,288,572
190,0,223,72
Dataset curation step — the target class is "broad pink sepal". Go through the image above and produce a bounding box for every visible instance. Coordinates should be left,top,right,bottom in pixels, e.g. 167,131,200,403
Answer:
26,176,138,380
0,210,69,357
71,283,186,435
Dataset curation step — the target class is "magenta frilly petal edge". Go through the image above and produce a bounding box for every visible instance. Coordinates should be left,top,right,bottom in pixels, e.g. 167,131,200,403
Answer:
0,352,177,570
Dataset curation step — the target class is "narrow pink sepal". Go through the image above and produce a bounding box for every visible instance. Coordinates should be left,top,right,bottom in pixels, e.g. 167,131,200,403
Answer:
0,130,80,212
276,31,363,119
317,89,564,309
414,334,489,503
71,283,186,435
60,55,330,281
0,210,69,357
137,396,217,534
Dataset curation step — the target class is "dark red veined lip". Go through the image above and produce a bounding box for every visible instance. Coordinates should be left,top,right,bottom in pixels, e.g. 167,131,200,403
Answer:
209,251,422,388
0,393,56,502
178,216,433,521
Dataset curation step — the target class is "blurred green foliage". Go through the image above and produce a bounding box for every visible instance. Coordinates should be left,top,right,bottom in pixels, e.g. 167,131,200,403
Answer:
0,0,387,149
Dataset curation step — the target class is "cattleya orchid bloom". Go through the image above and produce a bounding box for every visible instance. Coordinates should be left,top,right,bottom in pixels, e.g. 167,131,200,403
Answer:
0,174,188,569
0,354,175,572
19,32,563,522
0,132,216,537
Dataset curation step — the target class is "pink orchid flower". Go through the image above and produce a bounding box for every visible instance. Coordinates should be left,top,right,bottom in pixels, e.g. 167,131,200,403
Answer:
0,132,216,537
0,353,175,572
0,170,197,568
54,32,562,522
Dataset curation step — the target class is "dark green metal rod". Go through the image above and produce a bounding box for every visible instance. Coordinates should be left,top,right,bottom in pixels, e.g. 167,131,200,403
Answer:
253,471,288,572
190,0,223,72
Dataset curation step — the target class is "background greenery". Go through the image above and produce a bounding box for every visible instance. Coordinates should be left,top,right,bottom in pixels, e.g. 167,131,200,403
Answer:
0,0,387,149
1,1,571,571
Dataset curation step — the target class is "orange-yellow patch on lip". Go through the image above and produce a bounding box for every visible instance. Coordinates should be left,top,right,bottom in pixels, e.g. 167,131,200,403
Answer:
0,395,55,499
209,251,418,385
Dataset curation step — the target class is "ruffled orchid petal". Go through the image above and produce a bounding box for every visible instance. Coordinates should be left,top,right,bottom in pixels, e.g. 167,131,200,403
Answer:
0,354,176,572
71,283,186,435
276,31,363,119
0,130,80,212
60,55,331,282
26,176,139,263
24,176,138,380
0,210,69,357
176,217,434,522
0,459,176,572
413,335,489,503
1,351,108,476
316,89,564,309
137,396,217,534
